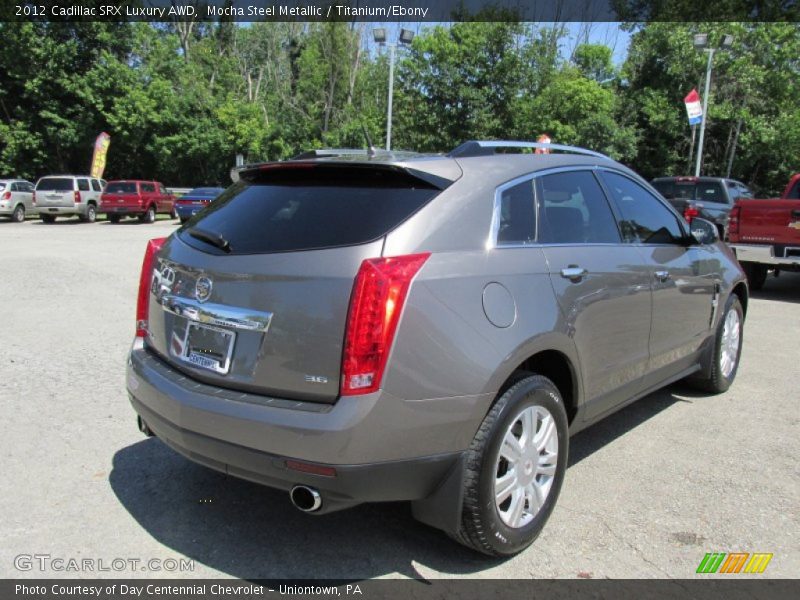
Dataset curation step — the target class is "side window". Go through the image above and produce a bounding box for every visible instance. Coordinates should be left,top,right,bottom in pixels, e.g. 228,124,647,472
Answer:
24,183,34,192
77,179,90,191
159,184,168,195
537,171,620,244
601,171,685,245
91,179,102,192
787,180,800,200
495,179,536,246
10,182,19,192
141,183,156,193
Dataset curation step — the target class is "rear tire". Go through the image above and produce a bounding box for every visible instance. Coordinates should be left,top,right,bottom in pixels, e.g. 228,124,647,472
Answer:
40,214,55,223
179,216,188,224
12,204,25,223
741,262,767,291
452,372,568,556
687,294,744,394
140,205,156,224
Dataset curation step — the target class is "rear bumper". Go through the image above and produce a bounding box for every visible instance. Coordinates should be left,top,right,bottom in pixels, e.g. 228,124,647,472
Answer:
37,205,83,215
730,244,800,267
126,340,483,509
100,205,144,214
174,204,203,218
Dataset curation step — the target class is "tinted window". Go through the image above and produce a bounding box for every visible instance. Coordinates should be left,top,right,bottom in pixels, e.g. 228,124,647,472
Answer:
496,180,535,245
141,183,156,193
91,179,102,191
105,182,138,194
36,178,74,191
10,182,19,191
77,179,90,191
651,180,674,198
23,183,34,192
159,184,168,194
180,168,439,255
601,172,684,244
787,180,800,200
537,171,620,244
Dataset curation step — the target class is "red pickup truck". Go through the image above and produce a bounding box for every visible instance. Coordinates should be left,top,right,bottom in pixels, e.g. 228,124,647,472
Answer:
728,173,800,289
99,180,176,224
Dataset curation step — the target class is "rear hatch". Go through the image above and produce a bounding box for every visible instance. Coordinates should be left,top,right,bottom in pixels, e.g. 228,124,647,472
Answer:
145,163,445,403
733,198,800,249
102,182,141,210
35,177,75,207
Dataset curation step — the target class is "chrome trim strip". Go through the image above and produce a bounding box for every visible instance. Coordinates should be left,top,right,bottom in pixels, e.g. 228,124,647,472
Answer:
158,294,273,332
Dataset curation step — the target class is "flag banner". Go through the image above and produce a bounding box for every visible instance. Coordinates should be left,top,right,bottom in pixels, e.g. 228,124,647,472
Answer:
90,132,111,179
684,89,703,126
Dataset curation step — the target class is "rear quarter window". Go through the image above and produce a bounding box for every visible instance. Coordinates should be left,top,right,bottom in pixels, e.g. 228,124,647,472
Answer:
179,167,440,255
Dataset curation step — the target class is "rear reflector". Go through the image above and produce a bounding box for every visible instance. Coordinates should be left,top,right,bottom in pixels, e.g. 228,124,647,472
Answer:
135,237,167,338
341,253,430,396
285,460,337,477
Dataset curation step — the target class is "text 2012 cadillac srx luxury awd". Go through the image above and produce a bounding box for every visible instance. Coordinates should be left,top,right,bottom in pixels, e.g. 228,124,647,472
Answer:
127,141,747,556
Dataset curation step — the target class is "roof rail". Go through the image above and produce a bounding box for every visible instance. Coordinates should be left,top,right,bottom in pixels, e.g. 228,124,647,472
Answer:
290,148,370,160
448,140,610,161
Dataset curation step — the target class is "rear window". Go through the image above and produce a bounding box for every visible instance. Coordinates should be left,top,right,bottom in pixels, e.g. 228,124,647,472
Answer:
179,167,440,255
652,180,726,203
36,178,74,191
106,182,138,194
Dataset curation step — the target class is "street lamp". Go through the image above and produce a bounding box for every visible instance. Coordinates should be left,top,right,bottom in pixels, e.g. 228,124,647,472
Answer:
373,27,415,151
692,33,734,176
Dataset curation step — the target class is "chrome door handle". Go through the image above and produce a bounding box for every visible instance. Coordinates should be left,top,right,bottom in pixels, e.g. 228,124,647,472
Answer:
655,270,670,282
560,266,587,281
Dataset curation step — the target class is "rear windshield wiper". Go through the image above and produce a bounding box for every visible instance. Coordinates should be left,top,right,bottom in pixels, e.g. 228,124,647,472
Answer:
188,226,232,253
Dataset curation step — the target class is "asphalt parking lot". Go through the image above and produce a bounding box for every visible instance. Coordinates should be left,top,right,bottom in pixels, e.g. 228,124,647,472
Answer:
1,218,798,580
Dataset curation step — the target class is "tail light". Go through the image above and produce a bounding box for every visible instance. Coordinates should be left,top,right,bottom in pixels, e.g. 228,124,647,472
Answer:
341,253,430,396
729,205,741,236
135,237,168,338
1,191,10,200
74,190,82,203
683,204,699,222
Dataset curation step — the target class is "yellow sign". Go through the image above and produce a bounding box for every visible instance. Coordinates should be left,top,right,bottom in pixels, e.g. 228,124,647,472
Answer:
90,132,111,179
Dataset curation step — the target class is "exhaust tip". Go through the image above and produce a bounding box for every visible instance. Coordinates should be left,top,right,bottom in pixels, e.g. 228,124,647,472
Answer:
137,415,154,437
290,485,322,512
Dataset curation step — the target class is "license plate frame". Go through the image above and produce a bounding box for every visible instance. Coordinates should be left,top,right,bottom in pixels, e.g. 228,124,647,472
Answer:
180,322,236,375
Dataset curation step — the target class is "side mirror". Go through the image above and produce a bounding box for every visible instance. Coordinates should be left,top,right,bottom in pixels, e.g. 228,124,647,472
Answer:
690,217,719,245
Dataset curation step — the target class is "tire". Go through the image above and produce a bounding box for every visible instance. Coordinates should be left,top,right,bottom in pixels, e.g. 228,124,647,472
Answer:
179,216,188,224
40,214,56,223
140,205,156,224
84,203,97,223
108,214,121,223
741,262,767,291
688,294,744,394
170,208,178,220
12,204,25,223
452,372,568,556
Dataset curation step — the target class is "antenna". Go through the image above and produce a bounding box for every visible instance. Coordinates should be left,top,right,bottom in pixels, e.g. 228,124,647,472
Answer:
361,123,377,158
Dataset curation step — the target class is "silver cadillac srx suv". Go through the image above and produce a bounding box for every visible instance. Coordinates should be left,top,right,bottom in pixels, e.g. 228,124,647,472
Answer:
127,141,748,556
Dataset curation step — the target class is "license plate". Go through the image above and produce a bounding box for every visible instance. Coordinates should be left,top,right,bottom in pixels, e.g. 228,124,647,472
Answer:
180,322,235,374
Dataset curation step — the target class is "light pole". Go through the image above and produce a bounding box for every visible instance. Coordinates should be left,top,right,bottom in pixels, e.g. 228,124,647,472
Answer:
373,28,414,151
693,33,733,177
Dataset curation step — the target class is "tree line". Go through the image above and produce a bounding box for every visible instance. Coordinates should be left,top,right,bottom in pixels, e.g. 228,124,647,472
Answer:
0,20,797,194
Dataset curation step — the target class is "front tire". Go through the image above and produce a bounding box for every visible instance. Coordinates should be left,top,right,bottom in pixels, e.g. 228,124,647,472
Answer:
12,204,25,223
688,294,744,394
453,373,568,556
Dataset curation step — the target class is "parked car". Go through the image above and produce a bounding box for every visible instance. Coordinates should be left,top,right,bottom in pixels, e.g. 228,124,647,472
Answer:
0,179,36,222
127,141,748,557
174,187,225,223
34,175,105,223
651,176,754,240
728,173,800,290
100,180,176,223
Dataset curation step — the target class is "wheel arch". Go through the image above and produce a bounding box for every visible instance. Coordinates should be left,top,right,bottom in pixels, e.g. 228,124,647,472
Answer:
732,280,748,316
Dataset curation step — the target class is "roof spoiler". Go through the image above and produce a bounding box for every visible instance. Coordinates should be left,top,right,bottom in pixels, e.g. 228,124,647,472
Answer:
448,140,610,160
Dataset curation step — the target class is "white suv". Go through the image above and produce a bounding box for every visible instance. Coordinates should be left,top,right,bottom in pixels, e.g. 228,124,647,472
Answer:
34,175,105,223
